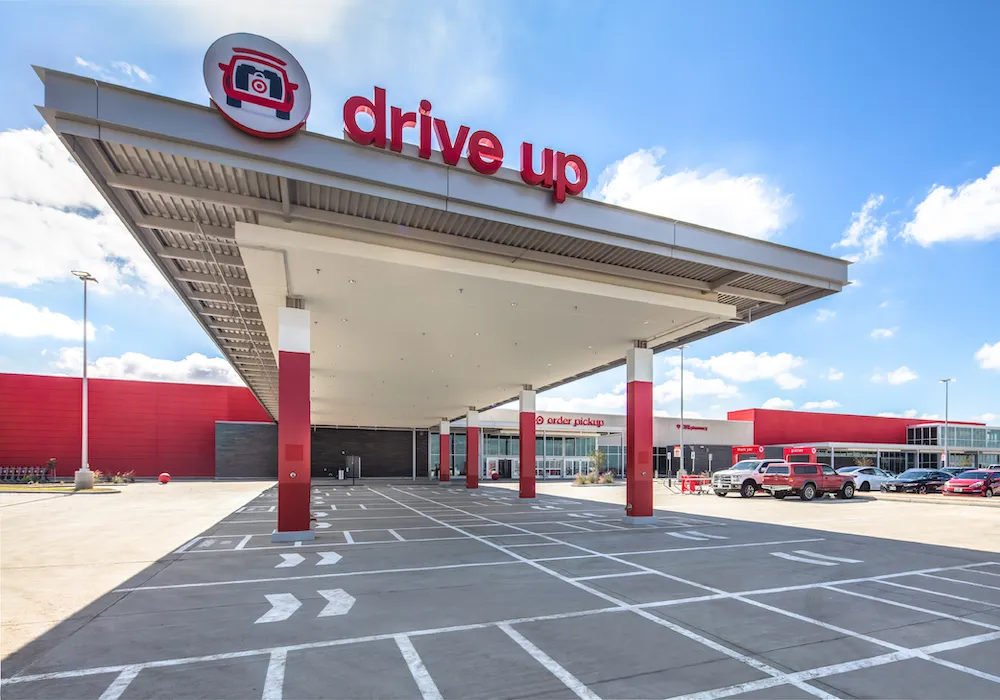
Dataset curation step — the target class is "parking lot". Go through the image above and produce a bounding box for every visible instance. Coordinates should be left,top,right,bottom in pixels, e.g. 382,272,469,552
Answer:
3,483,1000,699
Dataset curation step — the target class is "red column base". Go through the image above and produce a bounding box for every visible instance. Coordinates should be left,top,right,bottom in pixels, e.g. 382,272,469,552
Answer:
519,412,536,498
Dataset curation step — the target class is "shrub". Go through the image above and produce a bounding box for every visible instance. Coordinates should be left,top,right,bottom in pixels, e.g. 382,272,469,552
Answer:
599,471,614,484
92,469,104,483
586,470,597,484
122,470,135,483
574,473,586,485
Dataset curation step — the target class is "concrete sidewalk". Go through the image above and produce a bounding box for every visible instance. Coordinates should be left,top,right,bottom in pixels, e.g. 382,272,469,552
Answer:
0,481,271,660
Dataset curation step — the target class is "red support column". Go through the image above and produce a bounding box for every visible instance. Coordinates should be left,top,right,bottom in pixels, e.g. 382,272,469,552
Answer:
625,346,654,522
519,388,536,498
466,410,479,489
439,421,451,482
275,306,314,541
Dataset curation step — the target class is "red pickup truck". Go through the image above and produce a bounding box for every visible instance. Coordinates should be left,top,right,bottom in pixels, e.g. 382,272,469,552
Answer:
762,463,856,501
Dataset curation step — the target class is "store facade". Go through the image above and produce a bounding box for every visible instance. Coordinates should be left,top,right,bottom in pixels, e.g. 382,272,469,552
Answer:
432,409,754,480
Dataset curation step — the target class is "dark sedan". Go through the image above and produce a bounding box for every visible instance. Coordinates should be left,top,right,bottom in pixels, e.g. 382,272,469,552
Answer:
880,469,953,494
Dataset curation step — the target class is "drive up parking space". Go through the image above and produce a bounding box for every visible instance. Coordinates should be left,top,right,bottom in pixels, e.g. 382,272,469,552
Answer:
3,483,999,700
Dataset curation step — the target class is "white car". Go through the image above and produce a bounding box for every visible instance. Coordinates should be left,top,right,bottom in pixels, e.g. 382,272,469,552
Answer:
712,459,788,498
836,466,894,492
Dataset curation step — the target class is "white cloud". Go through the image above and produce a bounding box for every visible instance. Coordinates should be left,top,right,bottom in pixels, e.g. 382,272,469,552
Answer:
593,148,791,240
688,351,806,390
537,392,625,414
52,348,242,385
826,368,844,381
877,409,919,418
975,341,1000,370
919,413,941,420
156,0,357,44
653,368,740,404
879,300,890,309
0,127,166,293
871,366,918,385
800,400,840,411
75,57,154,85
538,366,738,416
870,327,897,340
902,165,1000,246
815,308,836,322
974,413,998,424
761,397,794,410
142,1,502,113
834,194,888,262
0,297,94,341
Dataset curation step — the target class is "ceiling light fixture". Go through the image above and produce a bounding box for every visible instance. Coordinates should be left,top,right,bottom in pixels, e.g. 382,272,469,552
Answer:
341,318,348,322
348,279,356,284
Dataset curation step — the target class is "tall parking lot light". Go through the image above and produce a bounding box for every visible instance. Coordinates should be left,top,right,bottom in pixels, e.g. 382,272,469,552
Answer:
72,270,97,490
939,378,954,469
678,345,689,476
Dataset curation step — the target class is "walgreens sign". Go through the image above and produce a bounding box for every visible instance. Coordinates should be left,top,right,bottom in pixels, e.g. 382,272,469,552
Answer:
344,87,588,203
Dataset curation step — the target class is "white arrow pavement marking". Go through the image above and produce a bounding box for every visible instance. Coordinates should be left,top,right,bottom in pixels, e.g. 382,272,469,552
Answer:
314,512,328,517
568,513,601,519
255,593,302,624
315,522,331,529
276,553,305,568
317,552,343,566
317,589,356,617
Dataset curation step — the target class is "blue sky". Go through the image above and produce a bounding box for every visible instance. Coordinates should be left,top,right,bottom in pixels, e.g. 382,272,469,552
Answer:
1,0,998,423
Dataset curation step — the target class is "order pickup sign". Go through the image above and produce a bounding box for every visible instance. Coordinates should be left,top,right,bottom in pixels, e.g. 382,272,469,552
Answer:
344,87,588,203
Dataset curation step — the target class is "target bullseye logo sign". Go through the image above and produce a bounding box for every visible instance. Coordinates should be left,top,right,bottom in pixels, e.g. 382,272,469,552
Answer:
204,33,311,139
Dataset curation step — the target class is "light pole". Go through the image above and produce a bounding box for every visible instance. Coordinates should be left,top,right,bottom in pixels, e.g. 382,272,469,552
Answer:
678,345,689,476
939,378,954,469
72,271,97,489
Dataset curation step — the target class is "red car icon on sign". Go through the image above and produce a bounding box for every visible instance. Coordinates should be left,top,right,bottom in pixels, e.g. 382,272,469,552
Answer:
218,48,298,120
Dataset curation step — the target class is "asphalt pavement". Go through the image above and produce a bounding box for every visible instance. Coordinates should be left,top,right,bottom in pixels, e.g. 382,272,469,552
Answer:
3,482,999,699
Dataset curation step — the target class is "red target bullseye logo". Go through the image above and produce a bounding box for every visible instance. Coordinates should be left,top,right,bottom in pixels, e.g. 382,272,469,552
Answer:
251,76,268,94
535,415,544,425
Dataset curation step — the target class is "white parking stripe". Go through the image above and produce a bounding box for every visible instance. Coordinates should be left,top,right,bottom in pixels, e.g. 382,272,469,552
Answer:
388,529,405,541
922,572,1000,591
687,531,728,540
235,535,252,550
98,666,141,700
261,649,286,700
791,550,863,564
770,552,838,567
343,531,354,544
395,635,442,700
498,625,601,700
666,532,711,541
878,579,1000,608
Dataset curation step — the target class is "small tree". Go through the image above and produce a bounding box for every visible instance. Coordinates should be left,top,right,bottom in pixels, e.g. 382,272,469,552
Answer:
590,449,607,475
854,457,874,467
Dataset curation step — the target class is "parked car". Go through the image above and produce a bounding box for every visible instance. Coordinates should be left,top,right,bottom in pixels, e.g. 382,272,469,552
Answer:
942,467,968,478
836,466,894,492
712,459,789,498
762,463,855,501
942,469,1000,497
880,469,952,494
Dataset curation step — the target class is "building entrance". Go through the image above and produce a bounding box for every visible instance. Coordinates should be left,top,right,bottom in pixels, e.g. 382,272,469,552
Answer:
484,457,516,479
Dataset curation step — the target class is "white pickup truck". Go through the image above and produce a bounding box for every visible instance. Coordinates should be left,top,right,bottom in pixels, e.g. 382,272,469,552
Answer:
712,459,788,498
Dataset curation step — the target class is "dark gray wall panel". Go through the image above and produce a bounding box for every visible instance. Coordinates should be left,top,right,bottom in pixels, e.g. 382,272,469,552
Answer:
215,422,277,478
311,428,427,478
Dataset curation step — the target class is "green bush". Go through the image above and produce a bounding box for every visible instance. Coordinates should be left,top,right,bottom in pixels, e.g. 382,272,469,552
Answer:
574,473,586,485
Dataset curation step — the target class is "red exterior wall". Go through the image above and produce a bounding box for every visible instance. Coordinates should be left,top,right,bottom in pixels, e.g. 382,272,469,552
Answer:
728,408,984,446
0,373,272,478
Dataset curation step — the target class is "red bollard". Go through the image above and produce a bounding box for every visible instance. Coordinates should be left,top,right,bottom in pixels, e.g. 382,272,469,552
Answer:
158,472,171,484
